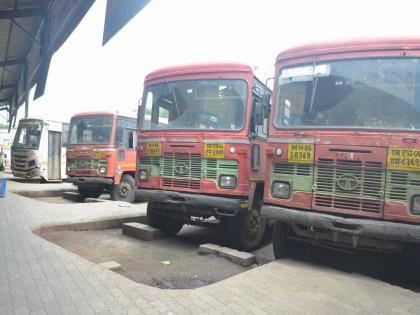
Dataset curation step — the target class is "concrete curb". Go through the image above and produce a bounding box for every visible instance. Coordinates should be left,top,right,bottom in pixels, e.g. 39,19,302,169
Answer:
12,189,77,198
122,222,162,240
32,215,148,234
99,261,122,271
198,243,256,267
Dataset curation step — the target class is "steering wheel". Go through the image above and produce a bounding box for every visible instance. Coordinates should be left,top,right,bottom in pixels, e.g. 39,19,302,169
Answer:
199,112,231,129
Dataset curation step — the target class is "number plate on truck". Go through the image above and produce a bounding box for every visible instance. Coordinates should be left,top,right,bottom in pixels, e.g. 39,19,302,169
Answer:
146,142,162,156
67,151,77,158
388,147,420,171
204,143,225,158
288,143,314,163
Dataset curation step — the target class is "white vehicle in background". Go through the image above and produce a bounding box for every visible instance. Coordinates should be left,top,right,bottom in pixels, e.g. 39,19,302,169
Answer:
11,118,69,182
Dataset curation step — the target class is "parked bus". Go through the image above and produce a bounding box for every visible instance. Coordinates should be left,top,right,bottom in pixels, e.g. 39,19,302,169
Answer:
11,118,68,181
135,63,271,250
66,112,137,202
261,38,420,259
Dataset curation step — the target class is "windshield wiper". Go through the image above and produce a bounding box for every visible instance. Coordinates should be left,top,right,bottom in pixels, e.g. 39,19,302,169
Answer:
166,81,180,116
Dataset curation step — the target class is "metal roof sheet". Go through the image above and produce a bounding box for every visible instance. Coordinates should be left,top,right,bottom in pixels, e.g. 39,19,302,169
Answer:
0,0,94,129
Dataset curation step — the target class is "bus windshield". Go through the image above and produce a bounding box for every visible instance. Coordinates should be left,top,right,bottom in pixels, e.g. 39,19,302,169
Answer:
275,58,420,130
141,79,247,131
13,120,43,149
69,116,113,145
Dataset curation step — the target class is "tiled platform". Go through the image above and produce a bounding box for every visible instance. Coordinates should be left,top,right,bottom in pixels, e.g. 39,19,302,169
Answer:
1,174,420,314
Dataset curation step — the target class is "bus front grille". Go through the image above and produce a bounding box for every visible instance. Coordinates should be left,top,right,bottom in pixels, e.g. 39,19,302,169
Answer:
314,159,384,213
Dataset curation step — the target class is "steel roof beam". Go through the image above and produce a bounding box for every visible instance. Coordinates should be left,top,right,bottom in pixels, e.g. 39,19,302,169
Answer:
11,18,42,48
0,8,45,19
0,58,24,67
0,83,16,91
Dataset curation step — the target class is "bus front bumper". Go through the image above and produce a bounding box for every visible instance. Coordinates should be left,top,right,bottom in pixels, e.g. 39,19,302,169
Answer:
67,176,114,186
261,205,420,244
135,189,249,216
12,167,40,178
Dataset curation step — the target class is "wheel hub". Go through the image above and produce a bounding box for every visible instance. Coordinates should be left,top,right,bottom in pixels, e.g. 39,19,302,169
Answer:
245,209,261,238
118,183,131,197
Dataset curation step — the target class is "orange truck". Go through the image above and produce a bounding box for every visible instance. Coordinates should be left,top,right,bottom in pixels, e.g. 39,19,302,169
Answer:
66,112,137,202
261,38,420,261
135,63,271,250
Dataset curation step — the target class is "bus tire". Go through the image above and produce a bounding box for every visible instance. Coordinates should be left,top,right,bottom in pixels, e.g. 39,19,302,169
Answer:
111,174,135,203
147,203,183,236
273,222,305,259
226,199,267,251
273,221,289,259
78,186,102,199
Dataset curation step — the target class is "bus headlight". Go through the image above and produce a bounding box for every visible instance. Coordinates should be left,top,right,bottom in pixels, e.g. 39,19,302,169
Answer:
411,196,420,215
67,166,71,172
271,181,291,199
219,175,237,189
99,166,107,174
139,170,148,181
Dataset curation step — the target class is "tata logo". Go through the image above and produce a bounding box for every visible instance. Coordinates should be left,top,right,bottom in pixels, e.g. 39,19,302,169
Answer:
336,174,360,191
174,162,189,175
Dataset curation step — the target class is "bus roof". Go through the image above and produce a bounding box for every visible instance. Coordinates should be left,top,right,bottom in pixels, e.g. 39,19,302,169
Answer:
276,37,420,63
72,112,135,120
145,62,254,82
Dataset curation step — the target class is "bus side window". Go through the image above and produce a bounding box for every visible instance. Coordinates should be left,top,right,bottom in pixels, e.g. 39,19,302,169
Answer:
115,126,124,146
127,130,136,150
251,96,266,138
62,123,69,147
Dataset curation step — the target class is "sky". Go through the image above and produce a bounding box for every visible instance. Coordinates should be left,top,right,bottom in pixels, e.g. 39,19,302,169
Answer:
5,0,420,124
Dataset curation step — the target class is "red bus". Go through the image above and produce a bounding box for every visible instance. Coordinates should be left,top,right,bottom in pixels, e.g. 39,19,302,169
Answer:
135,63,271,250
67,112,137,202
261,38,420,259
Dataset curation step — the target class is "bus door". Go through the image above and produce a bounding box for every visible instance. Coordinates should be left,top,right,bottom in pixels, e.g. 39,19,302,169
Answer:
48,131,62,180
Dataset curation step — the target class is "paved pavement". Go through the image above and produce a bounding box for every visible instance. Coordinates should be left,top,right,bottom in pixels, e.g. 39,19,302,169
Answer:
1,173,420,314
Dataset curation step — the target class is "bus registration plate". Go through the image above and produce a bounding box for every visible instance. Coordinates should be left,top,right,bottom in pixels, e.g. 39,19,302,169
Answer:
67,151,77,158
146,142,162,156
388,148,420,171
288,143,314,163
204,143,225,158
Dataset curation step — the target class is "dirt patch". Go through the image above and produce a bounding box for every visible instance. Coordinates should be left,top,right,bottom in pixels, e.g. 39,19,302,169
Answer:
40,226,261,289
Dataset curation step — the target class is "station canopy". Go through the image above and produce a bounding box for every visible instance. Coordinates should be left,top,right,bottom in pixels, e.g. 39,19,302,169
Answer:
0,0,150,130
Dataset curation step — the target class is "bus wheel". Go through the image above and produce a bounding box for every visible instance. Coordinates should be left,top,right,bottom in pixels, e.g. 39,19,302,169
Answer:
111,174,135,203
78,186,102,199
273,222,305,259
147,203,183,236
226,202,267,251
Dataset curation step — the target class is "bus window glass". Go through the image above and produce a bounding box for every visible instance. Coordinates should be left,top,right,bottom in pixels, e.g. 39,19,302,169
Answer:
275,58,420,130
69,116,113,144
141,79,247,131
13,120,43,149
62,123,69,147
